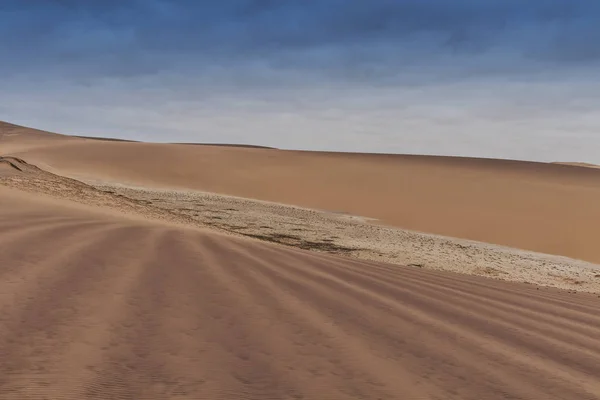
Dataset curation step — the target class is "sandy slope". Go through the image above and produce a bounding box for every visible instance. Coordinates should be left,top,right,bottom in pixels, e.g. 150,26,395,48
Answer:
0,186,599,400
91,183,600,293
3,154,599,293
5,121,600,264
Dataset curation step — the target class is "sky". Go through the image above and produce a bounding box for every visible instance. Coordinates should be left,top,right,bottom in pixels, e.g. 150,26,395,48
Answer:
1,0,600,162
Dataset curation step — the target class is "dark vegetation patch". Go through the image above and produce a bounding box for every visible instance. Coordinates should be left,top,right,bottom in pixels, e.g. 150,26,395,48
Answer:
226,225,247,230
299,240,358,253
244,232,359,254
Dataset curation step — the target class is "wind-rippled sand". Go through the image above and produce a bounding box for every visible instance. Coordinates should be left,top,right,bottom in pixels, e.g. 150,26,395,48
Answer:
1,187,600,399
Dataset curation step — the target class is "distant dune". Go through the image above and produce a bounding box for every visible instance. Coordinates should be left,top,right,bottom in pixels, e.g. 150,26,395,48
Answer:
553,161,600,169
4,120,600,264
173,142,276,149
73,135,274,149
73,135,140,143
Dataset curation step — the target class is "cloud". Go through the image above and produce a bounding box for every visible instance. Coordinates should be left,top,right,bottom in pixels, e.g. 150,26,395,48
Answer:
2,1,600,163
2,0,600,84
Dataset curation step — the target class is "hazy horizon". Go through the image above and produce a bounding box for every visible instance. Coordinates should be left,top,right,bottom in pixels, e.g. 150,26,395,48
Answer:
2,1,600,163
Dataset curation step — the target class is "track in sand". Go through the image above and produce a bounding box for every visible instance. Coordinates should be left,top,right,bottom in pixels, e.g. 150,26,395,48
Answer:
1,188,599,400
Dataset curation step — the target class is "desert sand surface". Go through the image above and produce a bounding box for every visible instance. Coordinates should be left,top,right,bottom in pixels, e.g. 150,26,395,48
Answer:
89,183,600,293
2,148,600,294
2,121,600,399
1,186,600,399
5,121,600,265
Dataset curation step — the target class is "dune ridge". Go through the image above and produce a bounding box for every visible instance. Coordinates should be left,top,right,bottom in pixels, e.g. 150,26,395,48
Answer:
3,150,599,293
5,121,600,264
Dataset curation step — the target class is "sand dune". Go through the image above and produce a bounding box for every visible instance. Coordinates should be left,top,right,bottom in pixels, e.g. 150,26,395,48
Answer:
554,161,600,169
5,121,600,264
0,187,599,399
2,121,600,398
3,150,599,294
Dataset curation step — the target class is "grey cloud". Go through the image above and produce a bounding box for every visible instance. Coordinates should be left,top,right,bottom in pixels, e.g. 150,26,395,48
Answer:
2,0,600,164
1,0,600,84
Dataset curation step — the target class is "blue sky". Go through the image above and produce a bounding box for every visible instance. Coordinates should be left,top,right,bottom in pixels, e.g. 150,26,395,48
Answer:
1,1,600,162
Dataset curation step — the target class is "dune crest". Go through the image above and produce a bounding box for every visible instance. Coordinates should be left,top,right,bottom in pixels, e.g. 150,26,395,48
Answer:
5,121,600,264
